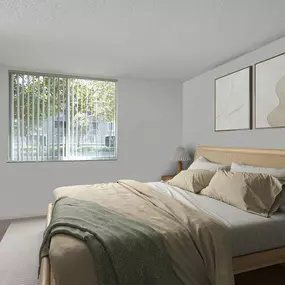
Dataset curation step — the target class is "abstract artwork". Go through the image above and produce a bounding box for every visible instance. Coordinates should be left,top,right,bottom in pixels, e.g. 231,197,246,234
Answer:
255,53,285,129
215,67,252,131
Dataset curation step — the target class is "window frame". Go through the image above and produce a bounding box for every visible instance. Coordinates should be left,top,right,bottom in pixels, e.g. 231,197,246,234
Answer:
8,70,118,163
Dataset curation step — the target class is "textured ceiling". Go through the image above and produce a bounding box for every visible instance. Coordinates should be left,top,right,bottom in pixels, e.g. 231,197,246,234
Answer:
1,0,285,81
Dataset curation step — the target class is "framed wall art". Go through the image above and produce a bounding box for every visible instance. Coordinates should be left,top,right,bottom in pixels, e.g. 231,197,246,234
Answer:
215,66,252,131
255,52,285,129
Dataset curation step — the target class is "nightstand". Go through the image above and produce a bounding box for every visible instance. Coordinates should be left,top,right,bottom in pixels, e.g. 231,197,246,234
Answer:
161,175,175,182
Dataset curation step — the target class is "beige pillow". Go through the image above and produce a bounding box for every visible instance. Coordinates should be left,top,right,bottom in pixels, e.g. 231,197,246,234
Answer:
168,169,215,193
231,162,285,212
200,171,283,217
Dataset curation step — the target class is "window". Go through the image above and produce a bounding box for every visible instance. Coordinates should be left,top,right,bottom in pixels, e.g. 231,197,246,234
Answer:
92,122,98,131
105,136,115,147
9,72,117,162
108,122,114,132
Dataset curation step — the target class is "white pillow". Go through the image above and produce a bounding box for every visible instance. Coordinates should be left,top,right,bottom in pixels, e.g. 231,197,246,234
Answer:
230,162,285,182
189,156,230,171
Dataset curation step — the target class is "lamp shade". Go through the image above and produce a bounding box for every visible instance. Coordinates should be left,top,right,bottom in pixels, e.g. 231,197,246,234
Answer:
170,147,191,162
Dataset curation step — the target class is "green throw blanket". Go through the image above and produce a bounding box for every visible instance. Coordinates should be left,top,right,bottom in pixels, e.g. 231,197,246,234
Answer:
40,197,180,285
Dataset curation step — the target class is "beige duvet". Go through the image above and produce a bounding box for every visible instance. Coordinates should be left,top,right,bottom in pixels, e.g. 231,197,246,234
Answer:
49,181,234,285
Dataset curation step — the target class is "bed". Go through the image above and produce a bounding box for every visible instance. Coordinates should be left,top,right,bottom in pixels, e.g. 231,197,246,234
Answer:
39,146,285,285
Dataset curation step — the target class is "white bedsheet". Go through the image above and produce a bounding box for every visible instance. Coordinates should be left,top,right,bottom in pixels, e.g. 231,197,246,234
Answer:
149,182,285,257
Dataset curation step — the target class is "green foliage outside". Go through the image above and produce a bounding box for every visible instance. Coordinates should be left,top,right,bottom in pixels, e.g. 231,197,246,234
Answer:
14,145,115,159
12,74,116,136
13,145,114,152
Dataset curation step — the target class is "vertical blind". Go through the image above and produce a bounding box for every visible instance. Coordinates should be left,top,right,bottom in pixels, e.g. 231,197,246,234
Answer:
9,72,117,162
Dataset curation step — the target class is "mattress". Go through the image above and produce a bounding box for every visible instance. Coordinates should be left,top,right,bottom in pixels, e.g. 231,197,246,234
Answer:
54,181,285,258
150,182,285,257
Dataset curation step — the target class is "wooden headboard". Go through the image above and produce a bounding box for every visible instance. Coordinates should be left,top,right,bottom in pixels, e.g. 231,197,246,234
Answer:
194,146,285,169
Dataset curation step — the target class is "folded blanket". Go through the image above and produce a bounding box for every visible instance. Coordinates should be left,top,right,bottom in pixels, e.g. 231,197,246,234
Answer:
40,196,180,285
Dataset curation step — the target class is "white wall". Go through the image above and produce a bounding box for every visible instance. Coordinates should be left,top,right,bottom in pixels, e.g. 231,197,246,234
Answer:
183,36,285,156
0,65,182,219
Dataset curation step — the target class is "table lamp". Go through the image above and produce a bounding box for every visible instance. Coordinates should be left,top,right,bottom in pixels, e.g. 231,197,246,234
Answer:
171,146,191,173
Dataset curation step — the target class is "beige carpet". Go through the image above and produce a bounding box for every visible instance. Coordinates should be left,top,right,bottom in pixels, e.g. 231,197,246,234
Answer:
0,218,46,285
0,220,11,242
235,265,285,285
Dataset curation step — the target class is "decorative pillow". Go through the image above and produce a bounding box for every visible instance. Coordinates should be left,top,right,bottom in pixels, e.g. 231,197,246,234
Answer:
188,156,229,171
231,162,285,182
168,169,215,193
231,162,285,212
200,170,283,217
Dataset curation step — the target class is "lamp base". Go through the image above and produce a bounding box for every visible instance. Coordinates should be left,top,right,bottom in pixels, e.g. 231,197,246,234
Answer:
177,161,183,173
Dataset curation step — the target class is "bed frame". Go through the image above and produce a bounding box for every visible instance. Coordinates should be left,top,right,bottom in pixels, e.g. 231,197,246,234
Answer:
39,145,285,284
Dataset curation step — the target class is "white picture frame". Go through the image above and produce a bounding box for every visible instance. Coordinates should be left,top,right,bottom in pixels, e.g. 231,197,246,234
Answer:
255,53,285,129
215,67,252,131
